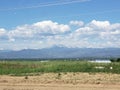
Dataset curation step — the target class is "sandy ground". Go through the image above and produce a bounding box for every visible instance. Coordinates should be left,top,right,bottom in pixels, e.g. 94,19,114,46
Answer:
0,73,120,90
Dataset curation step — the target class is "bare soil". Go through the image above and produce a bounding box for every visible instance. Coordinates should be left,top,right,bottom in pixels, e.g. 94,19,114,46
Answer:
0,73,120,90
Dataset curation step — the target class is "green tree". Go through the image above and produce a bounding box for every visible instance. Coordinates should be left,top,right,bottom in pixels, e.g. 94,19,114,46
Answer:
117,58,120,62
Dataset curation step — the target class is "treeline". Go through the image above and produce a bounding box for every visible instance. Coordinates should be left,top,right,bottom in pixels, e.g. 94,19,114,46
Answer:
110,58,120,62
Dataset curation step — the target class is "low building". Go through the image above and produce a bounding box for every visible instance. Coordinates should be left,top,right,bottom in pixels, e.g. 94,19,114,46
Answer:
90,59,111,63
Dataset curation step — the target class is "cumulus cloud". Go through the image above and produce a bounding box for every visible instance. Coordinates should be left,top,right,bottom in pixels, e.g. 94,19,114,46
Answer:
0,20,120,50
70,20,120,48
70,20,84,26
0,28,8,41
33,20,70,34
0,28,6,36
88,20,110,29
8,20,70,41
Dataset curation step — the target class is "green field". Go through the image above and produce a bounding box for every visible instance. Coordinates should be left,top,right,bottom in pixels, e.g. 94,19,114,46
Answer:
0,60,120,75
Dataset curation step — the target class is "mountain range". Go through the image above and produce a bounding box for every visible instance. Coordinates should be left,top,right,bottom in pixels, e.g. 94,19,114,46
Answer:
0,46,120,59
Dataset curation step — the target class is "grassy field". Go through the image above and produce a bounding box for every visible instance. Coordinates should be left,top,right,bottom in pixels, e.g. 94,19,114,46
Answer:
0,60,120,75
0,60,120,90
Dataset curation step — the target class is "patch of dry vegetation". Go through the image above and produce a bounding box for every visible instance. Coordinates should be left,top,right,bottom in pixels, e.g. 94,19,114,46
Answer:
0,73,120,85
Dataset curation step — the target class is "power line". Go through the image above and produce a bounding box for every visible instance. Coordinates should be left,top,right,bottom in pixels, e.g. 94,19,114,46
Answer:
0,0,90,11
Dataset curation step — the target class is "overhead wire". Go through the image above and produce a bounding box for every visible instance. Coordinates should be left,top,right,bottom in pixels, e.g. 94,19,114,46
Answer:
0,0,90,11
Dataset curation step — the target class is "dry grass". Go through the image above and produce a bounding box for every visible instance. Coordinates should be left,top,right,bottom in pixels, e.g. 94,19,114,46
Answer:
0,73,120,90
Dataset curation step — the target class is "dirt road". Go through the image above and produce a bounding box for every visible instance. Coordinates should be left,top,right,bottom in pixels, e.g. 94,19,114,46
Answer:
1,84,120,90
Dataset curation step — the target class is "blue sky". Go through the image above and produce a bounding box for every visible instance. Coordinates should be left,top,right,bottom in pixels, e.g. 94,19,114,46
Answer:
0,0,120,50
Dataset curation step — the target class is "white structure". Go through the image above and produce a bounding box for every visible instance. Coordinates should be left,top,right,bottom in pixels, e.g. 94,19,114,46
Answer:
95,66,105,69
90,59,111,63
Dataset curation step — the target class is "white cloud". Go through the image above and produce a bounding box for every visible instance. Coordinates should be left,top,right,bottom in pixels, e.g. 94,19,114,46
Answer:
33,20,70,34
8,20,70,41
58,20,120,48
70,20,84,26
89,20,110,29
0,28,6,36
8,25,34,40
75,27,93,35
0,20,120,50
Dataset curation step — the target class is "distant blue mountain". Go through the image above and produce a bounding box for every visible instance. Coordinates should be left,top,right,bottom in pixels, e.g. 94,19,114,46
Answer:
0,47,120,59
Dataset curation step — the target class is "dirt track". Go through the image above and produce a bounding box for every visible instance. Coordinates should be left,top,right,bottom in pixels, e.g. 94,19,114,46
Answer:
1,84,120,90
0,73,120,90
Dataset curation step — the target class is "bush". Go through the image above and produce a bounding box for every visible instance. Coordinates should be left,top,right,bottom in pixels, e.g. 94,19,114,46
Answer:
117,58,120,62
110,58,120,62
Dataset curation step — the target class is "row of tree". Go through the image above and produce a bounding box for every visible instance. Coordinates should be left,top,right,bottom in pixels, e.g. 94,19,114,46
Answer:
110,58,120,62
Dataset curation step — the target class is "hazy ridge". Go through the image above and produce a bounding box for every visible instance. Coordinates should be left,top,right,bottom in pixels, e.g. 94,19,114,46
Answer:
0,47,120,59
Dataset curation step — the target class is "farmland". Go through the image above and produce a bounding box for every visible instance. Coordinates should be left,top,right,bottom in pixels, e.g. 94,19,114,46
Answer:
0,60,120,90
0,60,120,75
